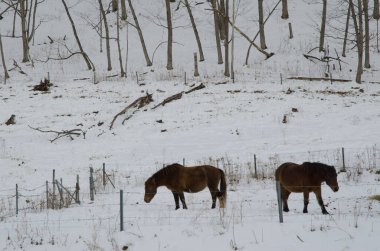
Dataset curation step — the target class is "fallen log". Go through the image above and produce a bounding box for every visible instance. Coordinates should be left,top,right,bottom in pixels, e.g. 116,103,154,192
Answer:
152,92,183,110
109,93,153,129
185,83,205,94
288,77,351,82
29,126,86,142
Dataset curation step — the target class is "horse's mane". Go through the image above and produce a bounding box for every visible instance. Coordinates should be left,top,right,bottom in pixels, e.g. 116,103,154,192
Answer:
302,162,334,171
153,163,182,178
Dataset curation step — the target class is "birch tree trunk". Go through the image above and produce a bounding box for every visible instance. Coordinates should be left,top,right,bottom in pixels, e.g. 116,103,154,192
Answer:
0,35,10,81
19,0,29,62
281,0,289,19
128,0,152,66
61,0,92,70
116,4,125,77
184,0,204,61
319,0,327,52
342,3,350,57
98,0,112,71
258,0,267,49
374,0,379,52
224,0,230,77
165,0,173,70
120,0,127,20
350,0,363,84
211,0,223,64
363,0,370,68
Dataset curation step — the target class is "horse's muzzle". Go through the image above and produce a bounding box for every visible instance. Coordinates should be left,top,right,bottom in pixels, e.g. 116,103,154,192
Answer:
333,186,339,192
144,195,152,203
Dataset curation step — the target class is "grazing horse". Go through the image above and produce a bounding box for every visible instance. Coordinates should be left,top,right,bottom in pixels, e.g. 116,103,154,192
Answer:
144,163,227,209
275,162,339,214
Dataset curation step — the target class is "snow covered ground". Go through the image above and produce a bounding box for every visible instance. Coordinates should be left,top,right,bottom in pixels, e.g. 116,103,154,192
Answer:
1,0,380,250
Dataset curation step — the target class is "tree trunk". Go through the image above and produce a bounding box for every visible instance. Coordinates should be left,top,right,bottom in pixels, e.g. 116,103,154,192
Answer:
184,0,204,61
128,0,152,66
61,0,93,70
116,4,125,77
258,0,267,49
363,0,370,68
211,0,223,64
374,0,379,19
224,0,230,77
0,35,10,81
19,0,29,62
231,0,235,81
112,0,118,12
281,0,289,19
219,0,226,40
319,0,327,52
120,0,127,20
350,0,363,84
165,0,173,70
12,2,19,38
342,3,350,57
98,0,112,71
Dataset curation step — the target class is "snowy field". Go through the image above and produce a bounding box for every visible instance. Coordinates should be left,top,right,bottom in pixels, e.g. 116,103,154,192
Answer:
1,0,380,250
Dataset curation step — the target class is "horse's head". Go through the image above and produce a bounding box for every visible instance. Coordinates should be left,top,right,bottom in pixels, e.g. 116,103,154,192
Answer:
325,165,339,192
144,177,157,203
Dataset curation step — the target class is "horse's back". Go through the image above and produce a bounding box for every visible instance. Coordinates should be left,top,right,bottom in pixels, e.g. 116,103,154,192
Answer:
275,162,299,180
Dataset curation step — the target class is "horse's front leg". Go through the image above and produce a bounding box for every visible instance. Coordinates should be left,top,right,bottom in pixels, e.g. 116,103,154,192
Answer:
314,187,328,214
281,187,290,212
178,192,188,209
172,192,180,210
303,191,309,213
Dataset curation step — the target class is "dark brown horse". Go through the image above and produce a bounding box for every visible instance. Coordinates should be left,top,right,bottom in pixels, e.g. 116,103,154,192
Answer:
275,162,339,214
144,163,227,209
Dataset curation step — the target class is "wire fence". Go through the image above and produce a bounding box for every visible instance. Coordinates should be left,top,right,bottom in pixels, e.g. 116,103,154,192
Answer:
0,145,379,229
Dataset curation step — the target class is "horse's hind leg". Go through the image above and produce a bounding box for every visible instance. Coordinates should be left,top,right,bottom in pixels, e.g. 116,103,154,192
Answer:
303,191,309,213
281,188,291,212
172,192,180,210
179,192,188,209
209,189,218,209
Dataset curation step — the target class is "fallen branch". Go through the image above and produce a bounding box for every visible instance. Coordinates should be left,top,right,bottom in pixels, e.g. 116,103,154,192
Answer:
29,126,86,142
185,83,205,94
152,92,183,110
109,93,153,129
288,76,351,82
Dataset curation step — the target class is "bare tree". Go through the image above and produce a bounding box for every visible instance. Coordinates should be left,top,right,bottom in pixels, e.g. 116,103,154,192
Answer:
342,3,350,57
350,0,363,84
19,0,29,62
98,0,112,71
211,0,223,64
363,0,370,68
127,0,152,66
0,34,10,81
281,0,289,19
224,0,230,77
184,0,204,61
120,0,127,20
116,3,125,77
165,0,173,70
319,0,327,52
258,0,267,49
374,0,379,52
112,0,118,12
61,0,92,70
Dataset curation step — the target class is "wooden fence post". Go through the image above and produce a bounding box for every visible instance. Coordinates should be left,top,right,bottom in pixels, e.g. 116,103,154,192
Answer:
194,52,199,77
90,167,94,201
16,184,19,216
46,181,49,209
276,181,284,223
103,163,106,188
254,154,258,179
75,175,80,204
288,23,293,39
52,169,55,209
342,147,346,171
120,189,124,231
183,158,185,167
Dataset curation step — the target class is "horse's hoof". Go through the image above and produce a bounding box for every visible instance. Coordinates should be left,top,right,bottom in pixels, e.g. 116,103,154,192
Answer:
283,208,289,212
322,211,329,215
183,206,188,210
303,210,308,213
175,207,180,210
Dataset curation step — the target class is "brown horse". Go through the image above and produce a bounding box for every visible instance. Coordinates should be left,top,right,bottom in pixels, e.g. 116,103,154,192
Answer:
275,162,339,215
144,163,227,210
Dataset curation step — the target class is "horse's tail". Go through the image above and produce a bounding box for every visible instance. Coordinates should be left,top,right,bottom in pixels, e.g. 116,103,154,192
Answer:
217,169,227,208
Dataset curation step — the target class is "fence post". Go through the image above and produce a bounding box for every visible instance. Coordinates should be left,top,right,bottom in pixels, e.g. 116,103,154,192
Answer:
46,181,49,209
103,163,106,188
90,167,94,201
120,189,124,231
276,181,283,223
342,147,346,171
56,180,63,209
52,169,55,209
183,158,185,167
16,184,18,216
75,175,80,204
254,154,258,179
